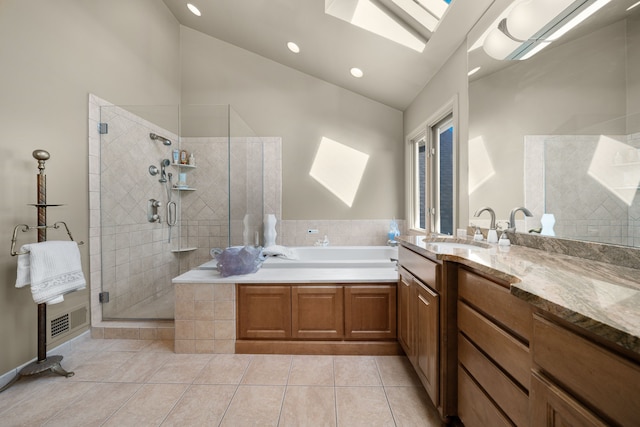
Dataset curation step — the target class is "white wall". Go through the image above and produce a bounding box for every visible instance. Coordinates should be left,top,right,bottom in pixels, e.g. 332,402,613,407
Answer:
0,0,180,375
179,26,404,220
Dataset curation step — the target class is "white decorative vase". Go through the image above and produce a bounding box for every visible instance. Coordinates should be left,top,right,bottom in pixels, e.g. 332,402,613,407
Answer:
540,213,555,236
264,214,277,247
242,214,250,246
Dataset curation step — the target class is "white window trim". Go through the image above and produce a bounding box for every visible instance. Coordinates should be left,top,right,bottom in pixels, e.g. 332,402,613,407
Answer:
405,96,459,235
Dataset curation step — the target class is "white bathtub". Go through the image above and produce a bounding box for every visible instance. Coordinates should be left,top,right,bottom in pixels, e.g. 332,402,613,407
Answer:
199,246,398,270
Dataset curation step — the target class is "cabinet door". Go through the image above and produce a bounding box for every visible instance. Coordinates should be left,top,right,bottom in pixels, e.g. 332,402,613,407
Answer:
416,281,439,404
237,285,291,339
344,285,397,340
292,286,344,339
530,371,608,427
398,270,416,362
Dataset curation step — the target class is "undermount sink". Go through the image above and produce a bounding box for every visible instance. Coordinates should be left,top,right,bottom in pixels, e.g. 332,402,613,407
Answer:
423,239,490,253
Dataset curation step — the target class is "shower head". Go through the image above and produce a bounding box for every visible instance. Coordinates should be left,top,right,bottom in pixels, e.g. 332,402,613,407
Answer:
150,132,172,146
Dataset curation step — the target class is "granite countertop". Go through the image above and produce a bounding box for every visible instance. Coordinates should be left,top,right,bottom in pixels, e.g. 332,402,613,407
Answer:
399,235,640,356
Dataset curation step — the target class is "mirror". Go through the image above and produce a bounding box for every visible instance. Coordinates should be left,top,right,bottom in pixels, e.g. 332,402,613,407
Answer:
468,0,640,248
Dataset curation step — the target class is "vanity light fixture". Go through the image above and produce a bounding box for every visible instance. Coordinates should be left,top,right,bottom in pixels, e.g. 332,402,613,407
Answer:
187,3,201,16
350,67,364,78
287,42,300,53
483,0,610,61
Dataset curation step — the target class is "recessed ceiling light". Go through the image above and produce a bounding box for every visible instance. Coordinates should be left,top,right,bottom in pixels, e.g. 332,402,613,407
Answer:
468,67,481,76
287,42,300,53
350,67,364,78
187,3,201,16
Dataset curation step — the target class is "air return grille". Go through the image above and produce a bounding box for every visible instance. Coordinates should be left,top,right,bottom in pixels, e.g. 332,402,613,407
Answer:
47,303,89,345
51,313,70,338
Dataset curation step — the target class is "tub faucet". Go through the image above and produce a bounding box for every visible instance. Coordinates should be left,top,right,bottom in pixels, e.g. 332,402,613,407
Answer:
473,207,496,230
508,207,533,233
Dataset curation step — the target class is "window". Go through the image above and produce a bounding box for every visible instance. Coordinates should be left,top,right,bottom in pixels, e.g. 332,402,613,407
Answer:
408,112,455,234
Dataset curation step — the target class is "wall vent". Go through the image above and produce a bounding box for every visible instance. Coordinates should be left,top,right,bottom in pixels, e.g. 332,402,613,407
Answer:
51,313,70,338
47,303,89,345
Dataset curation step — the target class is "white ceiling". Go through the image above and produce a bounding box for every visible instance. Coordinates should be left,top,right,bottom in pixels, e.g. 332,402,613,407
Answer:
161,0,494,110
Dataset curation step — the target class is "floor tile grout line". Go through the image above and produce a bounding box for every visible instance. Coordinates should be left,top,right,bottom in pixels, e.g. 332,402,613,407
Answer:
275,354,294,426
217,354,254,425
375,356,400,426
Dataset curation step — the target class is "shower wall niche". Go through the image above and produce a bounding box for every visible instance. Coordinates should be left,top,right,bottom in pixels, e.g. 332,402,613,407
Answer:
89,95,281,321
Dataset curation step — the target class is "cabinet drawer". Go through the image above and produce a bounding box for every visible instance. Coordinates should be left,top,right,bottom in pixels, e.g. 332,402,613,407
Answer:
458,267,532,342
458,365,512,427
458,301,530,389
399,245,440,291
459,333,528,427
530,371,608,427
533,315,640,426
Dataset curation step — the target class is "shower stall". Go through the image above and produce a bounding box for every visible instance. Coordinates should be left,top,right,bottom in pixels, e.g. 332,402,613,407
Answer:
93,98,280,320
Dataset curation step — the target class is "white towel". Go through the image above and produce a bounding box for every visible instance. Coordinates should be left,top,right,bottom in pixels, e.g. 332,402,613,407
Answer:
15,241,86,305
262,245,299,260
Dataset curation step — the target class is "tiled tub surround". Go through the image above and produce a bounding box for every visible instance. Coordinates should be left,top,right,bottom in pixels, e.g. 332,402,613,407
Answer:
400,235,640,356
172,263,398,354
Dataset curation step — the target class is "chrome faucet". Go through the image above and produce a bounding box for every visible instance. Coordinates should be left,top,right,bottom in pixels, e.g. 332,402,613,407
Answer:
508,207,533,232
473,206,496,230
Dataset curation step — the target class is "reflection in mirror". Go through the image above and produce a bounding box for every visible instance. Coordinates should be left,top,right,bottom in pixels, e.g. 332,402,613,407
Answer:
468,0,640,247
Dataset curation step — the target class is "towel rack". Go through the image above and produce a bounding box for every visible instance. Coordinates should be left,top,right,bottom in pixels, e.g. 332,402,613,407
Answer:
1,150,82,393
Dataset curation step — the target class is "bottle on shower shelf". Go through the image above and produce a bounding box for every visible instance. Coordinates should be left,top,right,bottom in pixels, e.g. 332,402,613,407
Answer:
180,150,188,165
188,152,195,166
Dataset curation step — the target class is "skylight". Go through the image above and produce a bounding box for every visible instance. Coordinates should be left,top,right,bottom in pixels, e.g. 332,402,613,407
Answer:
325,0,452,52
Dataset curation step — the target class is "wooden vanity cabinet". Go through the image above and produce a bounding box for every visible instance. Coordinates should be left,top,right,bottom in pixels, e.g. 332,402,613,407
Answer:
456,266,533,427
531,313,640,426
397,245,457,421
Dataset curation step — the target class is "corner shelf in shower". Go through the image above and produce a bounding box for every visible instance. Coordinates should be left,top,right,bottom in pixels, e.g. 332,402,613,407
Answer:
172,187,196,191
171,163,196,169
171,247,198,253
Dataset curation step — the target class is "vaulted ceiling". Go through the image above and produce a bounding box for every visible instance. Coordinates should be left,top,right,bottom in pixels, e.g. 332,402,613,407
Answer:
161,0,494,110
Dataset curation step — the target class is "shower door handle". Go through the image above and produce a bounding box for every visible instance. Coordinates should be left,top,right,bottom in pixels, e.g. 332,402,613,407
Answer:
167,201,177,226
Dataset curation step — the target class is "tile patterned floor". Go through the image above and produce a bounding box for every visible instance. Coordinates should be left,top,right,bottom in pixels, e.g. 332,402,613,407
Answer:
0,334,443,426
